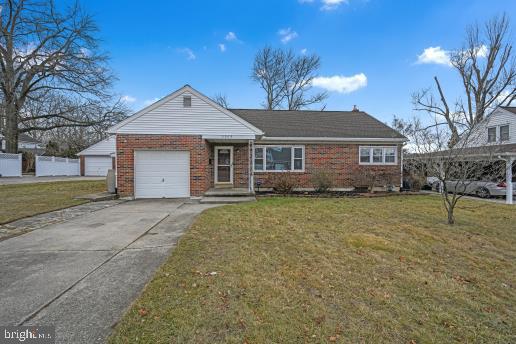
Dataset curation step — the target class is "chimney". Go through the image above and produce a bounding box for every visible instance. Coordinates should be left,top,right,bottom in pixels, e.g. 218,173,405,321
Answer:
352,105,360,112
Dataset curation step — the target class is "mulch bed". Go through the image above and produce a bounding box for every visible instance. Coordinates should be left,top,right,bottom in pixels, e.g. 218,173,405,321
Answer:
256,191,427,198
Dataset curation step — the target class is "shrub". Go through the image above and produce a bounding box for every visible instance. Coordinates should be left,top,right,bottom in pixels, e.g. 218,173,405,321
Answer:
311,170,334,193
271,173,298,194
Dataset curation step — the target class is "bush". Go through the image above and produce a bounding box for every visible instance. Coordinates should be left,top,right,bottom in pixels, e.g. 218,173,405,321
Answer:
311,170,334,193
271,173,298,194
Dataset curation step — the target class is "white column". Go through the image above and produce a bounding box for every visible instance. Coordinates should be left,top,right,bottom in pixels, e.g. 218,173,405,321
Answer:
506,157,514,205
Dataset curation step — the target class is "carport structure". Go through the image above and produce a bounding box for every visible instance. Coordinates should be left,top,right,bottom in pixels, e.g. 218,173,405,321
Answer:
449,143,515,205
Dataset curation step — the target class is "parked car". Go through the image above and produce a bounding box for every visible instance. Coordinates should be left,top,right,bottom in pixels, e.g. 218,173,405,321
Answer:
432,179,516,198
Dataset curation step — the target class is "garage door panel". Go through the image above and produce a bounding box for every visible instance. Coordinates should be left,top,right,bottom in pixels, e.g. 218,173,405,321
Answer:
84,156,112,176
134,151,190,198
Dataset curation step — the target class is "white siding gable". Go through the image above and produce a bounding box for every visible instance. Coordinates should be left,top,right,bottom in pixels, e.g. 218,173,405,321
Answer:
78,136,116,156
464,107,516,147
110,86,262,137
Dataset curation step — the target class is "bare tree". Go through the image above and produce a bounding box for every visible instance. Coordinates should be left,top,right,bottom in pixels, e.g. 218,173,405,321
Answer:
251,46,327,110
283,53,327,110
404,115,503,225
213,93,229,108
0,0,123,153
251,46,289,110
413,14,515,146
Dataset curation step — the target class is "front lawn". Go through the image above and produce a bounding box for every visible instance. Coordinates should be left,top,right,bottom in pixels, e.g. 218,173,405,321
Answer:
110,196,515,343
0,180,106,224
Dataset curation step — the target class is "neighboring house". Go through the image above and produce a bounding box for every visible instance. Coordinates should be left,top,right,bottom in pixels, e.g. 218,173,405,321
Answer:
0,132,45,154
108,85,406,199
464,106,516,147
77,136,116,176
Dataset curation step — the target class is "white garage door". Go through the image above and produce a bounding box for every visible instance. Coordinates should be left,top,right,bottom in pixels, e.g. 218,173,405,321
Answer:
84,156,112,176
134,150,190,198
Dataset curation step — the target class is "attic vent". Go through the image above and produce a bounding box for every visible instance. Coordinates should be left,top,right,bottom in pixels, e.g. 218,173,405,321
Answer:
183,96,192,107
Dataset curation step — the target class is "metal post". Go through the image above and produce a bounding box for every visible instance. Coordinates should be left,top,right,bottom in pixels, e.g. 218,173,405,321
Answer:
506,157,514,205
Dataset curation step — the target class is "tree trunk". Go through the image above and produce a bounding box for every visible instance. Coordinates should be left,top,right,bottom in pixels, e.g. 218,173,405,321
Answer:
447,208,455,225
4,101,19,153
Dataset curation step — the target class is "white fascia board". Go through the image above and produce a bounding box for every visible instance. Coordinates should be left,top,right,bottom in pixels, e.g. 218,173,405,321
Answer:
108,85,264,135
203,134,257,140
259,136,407,143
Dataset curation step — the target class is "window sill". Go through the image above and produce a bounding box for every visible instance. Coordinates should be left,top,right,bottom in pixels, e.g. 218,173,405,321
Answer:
359,162,397,166
254,170,305,173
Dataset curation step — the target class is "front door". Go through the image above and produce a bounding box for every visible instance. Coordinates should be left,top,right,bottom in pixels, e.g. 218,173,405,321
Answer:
215,146,233,184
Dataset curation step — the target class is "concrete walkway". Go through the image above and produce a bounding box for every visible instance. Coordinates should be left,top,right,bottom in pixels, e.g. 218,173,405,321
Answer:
0,176,104,185
0,199,219,343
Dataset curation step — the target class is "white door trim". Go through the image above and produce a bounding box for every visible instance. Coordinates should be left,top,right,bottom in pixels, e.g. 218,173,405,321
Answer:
214,146,233,184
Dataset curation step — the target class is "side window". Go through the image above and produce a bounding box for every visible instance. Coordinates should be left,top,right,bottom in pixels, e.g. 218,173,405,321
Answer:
487,127,496,143
500,125,509,142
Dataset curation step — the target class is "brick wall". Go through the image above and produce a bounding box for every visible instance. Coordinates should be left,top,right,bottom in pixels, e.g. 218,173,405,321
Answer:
79,156,85,176
254,144,402,189
116,134,211,197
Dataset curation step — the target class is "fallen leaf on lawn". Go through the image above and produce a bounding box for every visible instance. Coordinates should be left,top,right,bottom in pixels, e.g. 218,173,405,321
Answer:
399,256,405,262
138,308,148,317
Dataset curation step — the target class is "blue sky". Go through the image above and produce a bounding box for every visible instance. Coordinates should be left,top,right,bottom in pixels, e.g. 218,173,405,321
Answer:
81,0,514,124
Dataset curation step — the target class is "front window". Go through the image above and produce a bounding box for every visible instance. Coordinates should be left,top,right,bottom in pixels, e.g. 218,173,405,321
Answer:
487,127,496,143
254,146,304,172
359,146,397,165
500,125,509,142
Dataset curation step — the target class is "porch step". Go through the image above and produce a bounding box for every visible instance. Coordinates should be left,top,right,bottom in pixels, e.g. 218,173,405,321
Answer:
200,196,256,204
204,188,255,197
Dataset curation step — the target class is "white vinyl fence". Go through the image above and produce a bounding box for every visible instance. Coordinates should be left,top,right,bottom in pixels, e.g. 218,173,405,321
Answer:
0,153,22,177
35,156,80,177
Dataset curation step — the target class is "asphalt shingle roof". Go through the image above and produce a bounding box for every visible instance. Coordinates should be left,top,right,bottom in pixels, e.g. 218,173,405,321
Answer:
229,109,405,139
501,106,516,115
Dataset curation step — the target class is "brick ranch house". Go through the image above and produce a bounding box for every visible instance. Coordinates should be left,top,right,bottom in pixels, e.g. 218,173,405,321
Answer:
108,85,407,198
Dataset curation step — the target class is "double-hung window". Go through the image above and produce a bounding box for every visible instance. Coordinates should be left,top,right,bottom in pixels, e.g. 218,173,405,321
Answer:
487,127,497,143
254,146,304,172
359,146,397,165
500,125,509,142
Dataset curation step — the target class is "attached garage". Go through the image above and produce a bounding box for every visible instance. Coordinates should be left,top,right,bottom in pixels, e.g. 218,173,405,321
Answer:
84,156,112,176
134,150,190,198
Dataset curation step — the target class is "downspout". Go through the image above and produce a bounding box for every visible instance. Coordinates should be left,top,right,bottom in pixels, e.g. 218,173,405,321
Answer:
248,139,255,193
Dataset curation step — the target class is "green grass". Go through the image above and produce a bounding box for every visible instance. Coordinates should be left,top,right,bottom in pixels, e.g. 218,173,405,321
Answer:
109,196,516,343
0,180,106,224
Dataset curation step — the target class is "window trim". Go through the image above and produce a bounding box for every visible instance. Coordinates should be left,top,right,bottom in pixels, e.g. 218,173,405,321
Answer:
487,126,497,143
500,124,510,142
253,145,305,172
359,146,398,165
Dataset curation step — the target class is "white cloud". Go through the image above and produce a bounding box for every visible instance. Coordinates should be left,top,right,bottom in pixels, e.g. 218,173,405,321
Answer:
301,48,308,55
121,95,136,103
225,32,238,41
475,44,488,58
218,43,226,52
177,48,196,60
143,97,160,106
278,28,298,44
416,46,451,66
321,0,348,10
312,73,367,93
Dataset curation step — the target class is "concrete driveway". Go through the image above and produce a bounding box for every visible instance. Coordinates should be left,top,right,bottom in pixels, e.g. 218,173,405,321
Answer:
0,199,218,343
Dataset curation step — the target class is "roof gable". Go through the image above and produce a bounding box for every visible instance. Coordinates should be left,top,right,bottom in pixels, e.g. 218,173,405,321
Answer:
109,85,263,137
77,136,116,156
